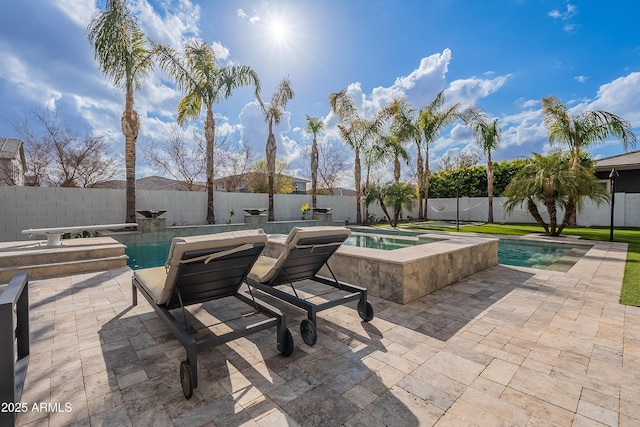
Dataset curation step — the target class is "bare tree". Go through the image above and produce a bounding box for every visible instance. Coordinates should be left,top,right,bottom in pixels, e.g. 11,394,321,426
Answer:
0,161,17,185
14,108,119,187
216,140,256,191
316,140,349,195
72,136,120,187
144,125,206,190
437,149,482,171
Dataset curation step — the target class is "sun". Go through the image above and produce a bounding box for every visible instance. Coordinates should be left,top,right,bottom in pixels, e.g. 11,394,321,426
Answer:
267,18,291,45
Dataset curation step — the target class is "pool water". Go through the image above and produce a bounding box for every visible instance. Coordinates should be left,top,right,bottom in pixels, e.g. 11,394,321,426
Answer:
125,235,592,272
498,239,591,271
126,242,170,270
342,234,438,250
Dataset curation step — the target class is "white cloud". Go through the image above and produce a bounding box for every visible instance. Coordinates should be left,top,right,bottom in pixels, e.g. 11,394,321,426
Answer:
548,9,562,19
548,3,578,33
237,101,297,162
548,3,577,20
582,72,640,125
237,7,260,24
0,52,63,109
444,74,511,108
212,41,230,61
574,75,588,83
131,0,201,50
52,0,95,27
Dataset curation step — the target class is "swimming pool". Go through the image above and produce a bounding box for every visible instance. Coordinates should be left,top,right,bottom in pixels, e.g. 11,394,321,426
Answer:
125,233,439,269
498,239,592,272
125,235,592,272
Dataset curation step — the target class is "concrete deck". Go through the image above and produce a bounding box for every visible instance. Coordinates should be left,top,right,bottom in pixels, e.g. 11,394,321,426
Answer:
12,239,640,426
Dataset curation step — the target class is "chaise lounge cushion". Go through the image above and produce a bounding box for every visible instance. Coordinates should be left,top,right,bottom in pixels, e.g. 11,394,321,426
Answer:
134,229,267,305
248,226,350,284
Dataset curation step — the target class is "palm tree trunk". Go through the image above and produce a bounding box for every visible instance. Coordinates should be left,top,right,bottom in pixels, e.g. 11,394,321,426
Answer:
559,199,576,236
545,194,558,236
487,151,494,223
363,165,371,225
311,135,318,210
379,197,392,225
415,140,424,220
567,147,580,226
267,120,276,221
423,144,430,221
527,199,550,235
354,148,362,224
205,106,216,224
394,158,401,183
122,84,140,223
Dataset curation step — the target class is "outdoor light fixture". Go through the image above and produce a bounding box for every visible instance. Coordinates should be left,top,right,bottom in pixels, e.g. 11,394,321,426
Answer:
609,168,619,241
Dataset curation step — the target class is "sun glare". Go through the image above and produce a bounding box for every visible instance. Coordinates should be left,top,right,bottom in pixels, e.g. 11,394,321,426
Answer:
268,18,290,44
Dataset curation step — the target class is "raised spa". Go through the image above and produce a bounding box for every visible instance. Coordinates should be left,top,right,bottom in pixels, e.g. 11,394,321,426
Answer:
263,232,499,304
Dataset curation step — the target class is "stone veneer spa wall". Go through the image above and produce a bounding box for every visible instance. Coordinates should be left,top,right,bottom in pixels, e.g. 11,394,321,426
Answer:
263,232,499,305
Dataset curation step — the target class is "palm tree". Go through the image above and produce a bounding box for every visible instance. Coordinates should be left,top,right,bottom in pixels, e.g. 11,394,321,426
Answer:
153,40,261,224
385,97,423,215
87,0,154,223
361,136,389,225
329,90,385,224
462,107,501,223
262,78,295,221
361,185,390,225
541,95,636,226
384,182,416,227
305,116,324,210
380,134,410,184
417,92,460,220
363,183,415,227
503,151,608,236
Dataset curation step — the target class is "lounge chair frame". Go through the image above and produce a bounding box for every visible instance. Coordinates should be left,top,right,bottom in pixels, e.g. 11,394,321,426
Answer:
0,273,30,427
132,239,293,398
247,230,373,346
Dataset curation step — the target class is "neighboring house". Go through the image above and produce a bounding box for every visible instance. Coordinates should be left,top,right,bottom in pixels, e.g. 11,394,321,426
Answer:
93,176,206,191
214,172,308,194
595,150,640,193
0,138,27,186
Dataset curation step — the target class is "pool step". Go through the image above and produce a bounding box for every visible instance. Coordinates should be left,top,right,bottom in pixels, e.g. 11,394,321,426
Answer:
0,237,129,283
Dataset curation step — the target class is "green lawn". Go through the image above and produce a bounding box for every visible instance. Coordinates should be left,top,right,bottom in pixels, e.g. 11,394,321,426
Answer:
405,222,640,307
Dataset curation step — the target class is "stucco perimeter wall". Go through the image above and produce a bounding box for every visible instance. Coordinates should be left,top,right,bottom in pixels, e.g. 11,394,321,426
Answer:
0,186,364,242
425,194,640,228
1,185,638,243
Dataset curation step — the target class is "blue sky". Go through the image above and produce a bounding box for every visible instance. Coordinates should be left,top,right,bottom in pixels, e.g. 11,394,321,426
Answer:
1,0,639,186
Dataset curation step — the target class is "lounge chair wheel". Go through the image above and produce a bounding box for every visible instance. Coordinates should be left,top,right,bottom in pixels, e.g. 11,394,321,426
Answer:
282,328,295,356
357,301,374,322
300,319,317,346
180,361,194,399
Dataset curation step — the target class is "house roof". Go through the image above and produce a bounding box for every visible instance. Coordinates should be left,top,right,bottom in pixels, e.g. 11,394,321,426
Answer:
92,176,205,191
213,172,309,183
0,138,27,170
595,150,640,171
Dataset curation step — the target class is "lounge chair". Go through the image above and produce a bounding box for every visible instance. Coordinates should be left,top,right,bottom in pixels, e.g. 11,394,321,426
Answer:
131,230,294,399
246,226,374,346
1,273,30,427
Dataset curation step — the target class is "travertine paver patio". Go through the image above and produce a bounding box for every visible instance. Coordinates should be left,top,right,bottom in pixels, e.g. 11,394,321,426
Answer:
13,239,640,426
